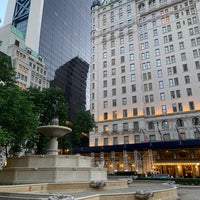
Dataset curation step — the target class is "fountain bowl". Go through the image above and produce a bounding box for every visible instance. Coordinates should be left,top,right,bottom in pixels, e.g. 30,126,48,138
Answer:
37,125,72,138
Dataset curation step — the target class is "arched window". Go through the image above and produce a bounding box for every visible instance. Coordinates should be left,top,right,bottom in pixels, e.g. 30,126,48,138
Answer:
176,119,184,127
162,120,169,129
148,122,155,130
138,3,145,11
149,0,156,6
192,117,200,125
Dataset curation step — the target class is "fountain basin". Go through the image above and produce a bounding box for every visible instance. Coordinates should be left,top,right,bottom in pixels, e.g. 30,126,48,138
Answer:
0,155,107,184
37,125,72,138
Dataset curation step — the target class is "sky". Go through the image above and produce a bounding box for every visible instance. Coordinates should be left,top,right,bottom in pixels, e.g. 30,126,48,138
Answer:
0,0,8,26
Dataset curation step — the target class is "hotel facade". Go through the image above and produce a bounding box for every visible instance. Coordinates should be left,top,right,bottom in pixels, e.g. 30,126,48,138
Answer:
74,0,200,178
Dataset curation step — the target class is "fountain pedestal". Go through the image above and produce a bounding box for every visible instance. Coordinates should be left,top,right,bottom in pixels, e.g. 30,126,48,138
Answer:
37,125,71,155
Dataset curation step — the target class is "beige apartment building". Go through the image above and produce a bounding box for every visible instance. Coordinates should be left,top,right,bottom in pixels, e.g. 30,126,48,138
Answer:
0,24,49,90
74,0,200,177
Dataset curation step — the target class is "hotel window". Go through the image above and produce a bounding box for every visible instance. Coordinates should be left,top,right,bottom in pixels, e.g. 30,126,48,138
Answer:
112,88,116,96
129,44,134,51
121,56,125,63
123,110,128,118
161,105,167,114
186,88,192,96
113,111,117,119
113,137,118,145
127,12,132,18
130,53,134,61
122,97,127,105
189,101,195,110
133,108,138,116
131,74,136,81
112,99,117,107
157,69,163,77
155,49,160,56
172,103,177,112
127,4,131,10
111,59,115,65
103,61,107,68
103,52,107,59
134,135,140,143
153,29,158,36
113,124,118,132
129,34,133,41
132,96,137,103
124,136,129,144
130,63,135,71
95,139,98,146
160,92,165,100
156,59,161,67
181,53,186,61
154,39,159,46
103,90,107,97
195,61,200,69
131,84,136,92
121,66,125,73
112,78,116,86
122,86,126,94
179,42,185,50
104,138,108,146
111,49,115,56
111,68,116,75
198,73,200,81
120,47,125,54
159,81,164,89
103,70,107,77
103,101,108,109
128,19,132,25
176,22,181,29
103,80,107,87
121,76,126,83
183,64,188,71
152,20,157,28
103,125,109,133
104,112,108,120
191,39,196,46
133,121,139,130
120,37,124,44
193,49,199,58
111,40,115,47
184,75,190,84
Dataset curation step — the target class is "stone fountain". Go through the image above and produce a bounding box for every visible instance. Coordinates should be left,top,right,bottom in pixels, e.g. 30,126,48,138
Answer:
0,99,107,184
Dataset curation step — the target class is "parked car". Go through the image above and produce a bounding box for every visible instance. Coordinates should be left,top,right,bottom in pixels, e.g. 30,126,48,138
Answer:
149,174,170,179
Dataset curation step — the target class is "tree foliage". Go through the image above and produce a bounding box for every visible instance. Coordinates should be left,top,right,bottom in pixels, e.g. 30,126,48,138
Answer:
0,54,96,156
0,56,16,86
27,87,67,154
58,109,95,152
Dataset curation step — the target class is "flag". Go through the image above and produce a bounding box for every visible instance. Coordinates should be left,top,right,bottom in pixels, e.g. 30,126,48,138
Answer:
175,126,182,141
157,122,163,141
141,129,148,142
195,126,200,138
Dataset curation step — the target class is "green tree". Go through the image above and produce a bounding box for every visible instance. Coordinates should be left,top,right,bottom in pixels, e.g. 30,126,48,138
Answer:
0,85,39,156
0,55,39,156
27,87,67,154
0,55,16,86
58,109,95,153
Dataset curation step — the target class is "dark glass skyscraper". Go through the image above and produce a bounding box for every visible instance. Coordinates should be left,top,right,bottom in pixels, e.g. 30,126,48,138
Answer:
39,0,92,80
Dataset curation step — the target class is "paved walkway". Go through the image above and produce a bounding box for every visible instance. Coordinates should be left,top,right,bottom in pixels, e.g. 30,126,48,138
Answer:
177,185,200,200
